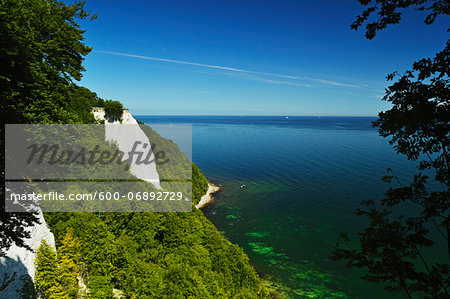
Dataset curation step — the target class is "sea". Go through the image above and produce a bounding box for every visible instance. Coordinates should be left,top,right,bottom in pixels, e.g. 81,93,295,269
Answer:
137,115,422,298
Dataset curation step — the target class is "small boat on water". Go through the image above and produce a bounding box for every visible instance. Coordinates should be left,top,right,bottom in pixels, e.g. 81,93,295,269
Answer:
240,184,246,189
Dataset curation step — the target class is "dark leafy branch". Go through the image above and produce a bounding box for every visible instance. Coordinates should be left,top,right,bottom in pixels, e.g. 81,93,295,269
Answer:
352,0,449,39
333,1,449,298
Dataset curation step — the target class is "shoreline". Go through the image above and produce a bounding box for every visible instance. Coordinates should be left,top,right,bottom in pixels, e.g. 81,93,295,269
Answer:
196,183,221,209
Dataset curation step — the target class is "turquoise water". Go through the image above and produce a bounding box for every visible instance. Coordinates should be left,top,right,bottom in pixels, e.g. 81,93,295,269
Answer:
138,116,418,298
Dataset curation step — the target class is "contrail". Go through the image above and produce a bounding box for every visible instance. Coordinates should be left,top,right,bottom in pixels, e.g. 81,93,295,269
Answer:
313,78,361,88
97,50,362,88
97,50,300,80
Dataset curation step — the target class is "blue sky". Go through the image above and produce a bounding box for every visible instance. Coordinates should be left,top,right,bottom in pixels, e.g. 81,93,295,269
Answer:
78,0,448,116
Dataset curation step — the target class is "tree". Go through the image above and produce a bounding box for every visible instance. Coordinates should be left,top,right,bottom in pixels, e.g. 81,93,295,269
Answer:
57,228,80,297
104,100,124,121
0,0,96,124
35,231,81,298
332,1,449,298
87,276,113,299
35,240,69,299
351,0,449,40
67,86,103,124
0,0,95,257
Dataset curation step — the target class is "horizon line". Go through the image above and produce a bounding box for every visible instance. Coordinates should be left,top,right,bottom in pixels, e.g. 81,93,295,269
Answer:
132,114,379,117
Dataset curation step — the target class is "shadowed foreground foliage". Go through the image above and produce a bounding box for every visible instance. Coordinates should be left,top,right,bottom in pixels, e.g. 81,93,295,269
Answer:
333,1,449,298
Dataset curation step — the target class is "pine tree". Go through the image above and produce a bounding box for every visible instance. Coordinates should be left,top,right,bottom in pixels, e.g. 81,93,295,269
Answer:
45,284,69,299
35,240,68,298
57,228,80,297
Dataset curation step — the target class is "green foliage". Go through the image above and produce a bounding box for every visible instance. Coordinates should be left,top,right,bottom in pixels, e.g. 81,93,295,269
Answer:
1,0,269,297
193,163,209,204
45,284,69,299
35,240,69,298
39,119,269,297
0,0,97,257
0,0,95,124
139,124,192,180
104,100,124,121
57,228,80,297
333,1,449,298
35,230,82,298
46,210,269,298
87,276,113,299
67,86,105,123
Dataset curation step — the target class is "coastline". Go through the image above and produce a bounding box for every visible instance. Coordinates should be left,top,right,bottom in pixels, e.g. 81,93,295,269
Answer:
196,183,221,209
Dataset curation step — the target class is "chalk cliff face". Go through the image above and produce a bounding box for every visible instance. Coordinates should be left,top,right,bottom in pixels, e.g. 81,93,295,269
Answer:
92,107,161,189
0,210,55,297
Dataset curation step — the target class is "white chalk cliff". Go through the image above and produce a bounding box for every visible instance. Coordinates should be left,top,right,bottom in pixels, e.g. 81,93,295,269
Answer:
0,210,55,297
92,107,161,189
